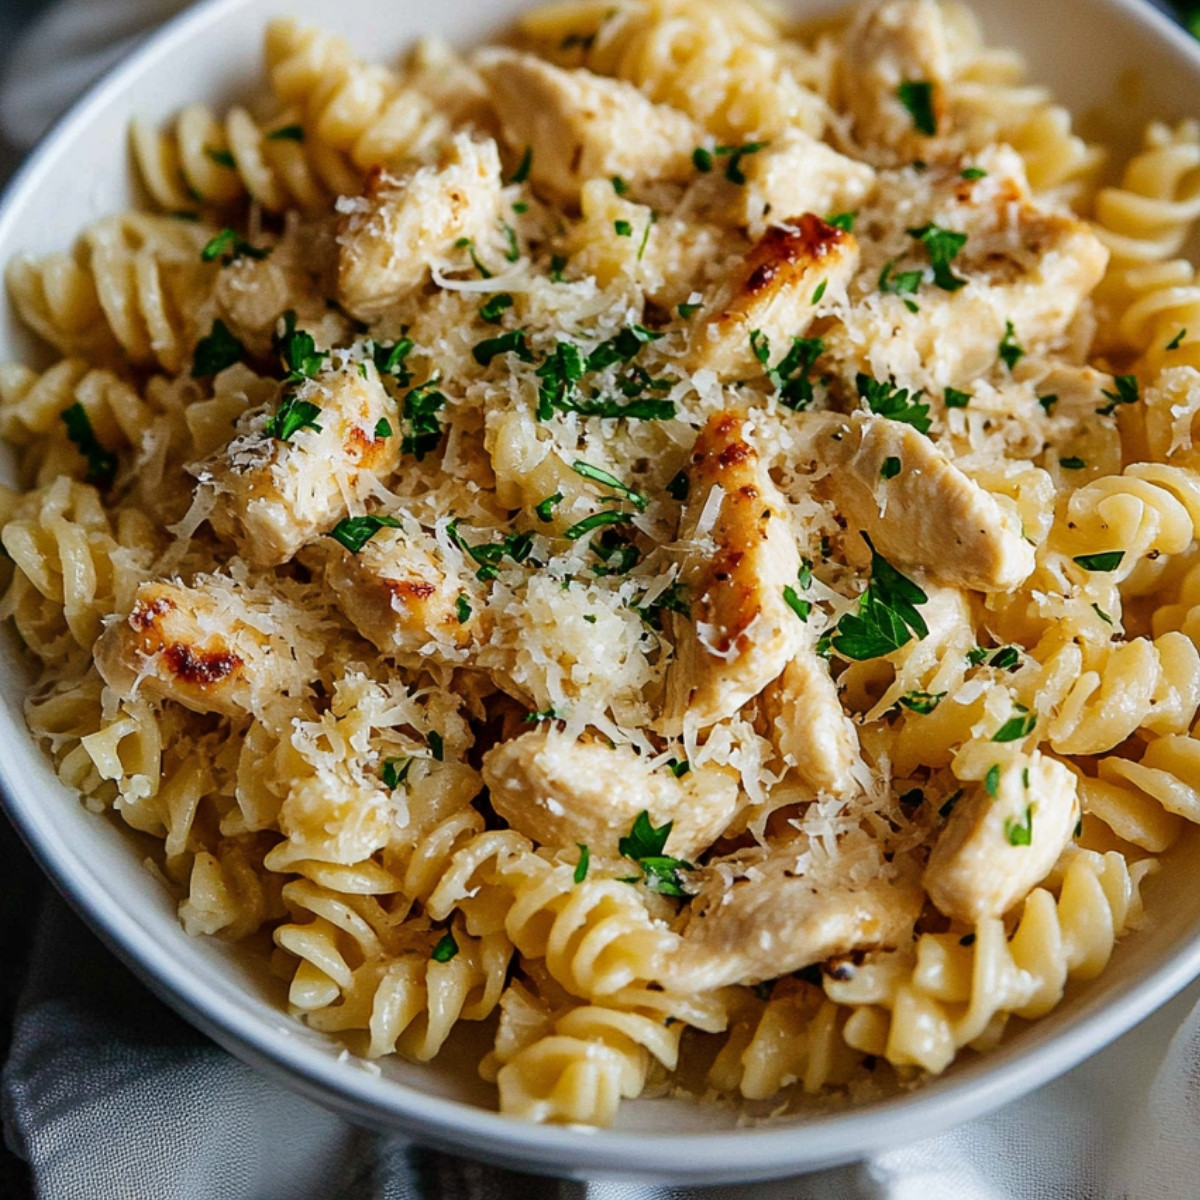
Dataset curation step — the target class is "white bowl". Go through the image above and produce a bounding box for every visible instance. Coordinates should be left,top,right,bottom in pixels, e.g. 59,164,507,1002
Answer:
4,0,1200,1184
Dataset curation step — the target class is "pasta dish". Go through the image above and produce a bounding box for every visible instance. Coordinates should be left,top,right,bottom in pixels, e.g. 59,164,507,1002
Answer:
4,0,1200,1125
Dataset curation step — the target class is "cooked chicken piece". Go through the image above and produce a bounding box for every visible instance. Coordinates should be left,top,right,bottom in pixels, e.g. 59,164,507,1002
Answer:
833,150,1108,388
94,578,311,720
662,412,808,731
326,520,484,668
734,129,877,238
823,413,1035,592
762,652,863,796
687,215,859,380
659,846,924,990
336,133,503,320
482,727,738,860
838,0,951,159
474,50,700,202
924,753,1079,923
201,359,400,568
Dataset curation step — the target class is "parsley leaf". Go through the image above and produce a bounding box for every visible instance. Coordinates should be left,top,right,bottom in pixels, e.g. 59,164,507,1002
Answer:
1073,550,1124,572
944,386,971,409
574,844,590,884
828,534,930,661
447,521,536,581
61,404,117,488
535,492,563,522
191,318,244,377
631,581,690,630
371,338,415,387
1005,806,1034,846
880,456,902,480
263,395,322,442
666,470,689,501
535,340,588,419
428,731,444,761
992,706,1036,742
611,175,630,195
879,259,923,311
479,293,515,324
855,373,931,433
381,757,412,789
961,166,987,180
619,811,693,897
827,211,857,232
900,690,945,714
783,585,811,622
507,145,532,185
998,320,1024,370
571,461,649,510
985,763,1001,796
749,330,824,410
1098,374,1139,416
717,140,767,184
1059,456,1086,470
327,514,402,553
374,418,392,439
897,80,937,136
400,382,448,460
1167,328,1187,351
586,325,662,373
906,223,967,291
200,227,271,265
273,311,327,382
989,646,1020,671
431,931,459,962
614,219,633,237
473,330,533,367
564,510,634,541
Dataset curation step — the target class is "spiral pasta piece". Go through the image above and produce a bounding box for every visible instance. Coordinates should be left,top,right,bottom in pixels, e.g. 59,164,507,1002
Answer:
826,850,1151,1075
519,0,829,141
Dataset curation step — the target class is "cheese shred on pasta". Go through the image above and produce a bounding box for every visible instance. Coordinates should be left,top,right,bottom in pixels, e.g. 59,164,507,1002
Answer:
5,0,1200,1126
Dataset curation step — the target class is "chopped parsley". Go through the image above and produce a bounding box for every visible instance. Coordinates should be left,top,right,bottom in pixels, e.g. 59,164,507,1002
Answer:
637,213,656,262
574,844,590,884
666,470,689,501
267,124,305,142
998,320,1024,370
783,585,811,622
1098,374,1139,416
944,386,971,409
191,318,244,377
371,337,415,386
631,581,690,630
507,145,533,185
880,456,902,480
985,763,1001,797
899,690,945,714
811,279,828,305
749,330,825,411
204,146,236,169
428,731,444,761
907,223,967,291
1092,602,1115,626
1005,806,1034,847
565,510,634,541
535,492,563,522
431,931,459,962
327,514,402,553
827,211,857,232
1038,393,1059,414
455,236,492,279
614,219,633,237
897,80,937,136
273,311,327,382
447,521,536,581
549,254,568,283
825,534,930,661
1167,328,1187,351
879,258,923,311
667,758,690,778
693,147,714,172
374,418,392,439
1059,456,1086,470
200,227,271,265
455,594,472,624
939,789,963,818
856,373,931,434
619,811,693,897
400,382,448,460
989,646,1021,671
381,757,413,789
611,175,630,195
992,706,1036,742
536,340,587,419
473,330,533,367
524,708,561,723
677,300,702,319
534,327,669,422
961,166,988,180
586,325,663,373
61,404,117,489
717,140,767,184
479,293,514,324
571,461,649,510
1073,550,1124,572
502,222,520,262
263,395,322,442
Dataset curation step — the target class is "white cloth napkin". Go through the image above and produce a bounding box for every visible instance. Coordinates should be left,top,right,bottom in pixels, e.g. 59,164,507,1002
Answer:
3,3,1200,1197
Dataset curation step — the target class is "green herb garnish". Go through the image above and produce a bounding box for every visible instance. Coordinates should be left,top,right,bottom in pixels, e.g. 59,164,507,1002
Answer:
856,373,931,433
431,931,459,962
480,293,515,324
899,690,945,714
574,844,590,884
880,456,902,480
1098,374,1139,416
828,533,930,661
61,404,117,488
907,223,967,291
327,514,402,554
571,461,649,511
191,318,244,377
1073,550,1124,572
473,330,533,367
992,706,1036,742
618,811,693,897
998,320,1024,370
263,395,322,442
897,80,937,136
1005,806,1034,846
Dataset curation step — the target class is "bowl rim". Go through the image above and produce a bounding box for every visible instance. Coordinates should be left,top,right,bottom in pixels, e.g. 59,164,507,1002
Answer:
5,0,1200,1183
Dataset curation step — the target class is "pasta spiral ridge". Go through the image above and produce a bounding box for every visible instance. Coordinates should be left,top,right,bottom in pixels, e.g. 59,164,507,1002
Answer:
826,850,1152,1075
